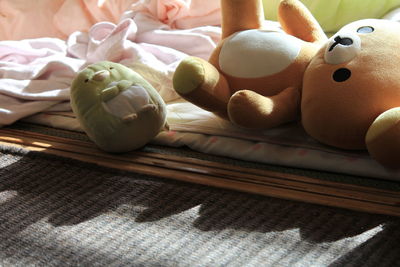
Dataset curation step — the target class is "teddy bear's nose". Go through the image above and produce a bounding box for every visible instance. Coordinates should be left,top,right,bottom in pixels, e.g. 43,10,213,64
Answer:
324,32,361,65
328,36,353,51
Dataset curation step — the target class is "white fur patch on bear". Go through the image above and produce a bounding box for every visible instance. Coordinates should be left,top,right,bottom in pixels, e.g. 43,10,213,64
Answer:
324,31,361,65
219,30,301,78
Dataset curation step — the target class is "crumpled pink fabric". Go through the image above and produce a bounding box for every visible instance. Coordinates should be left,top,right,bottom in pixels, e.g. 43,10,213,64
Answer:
0,0,138,40
0,0,221,40
0,8,221,126
131,0,221,29
0,0,222,126
53,0,140,38
0,37,84,126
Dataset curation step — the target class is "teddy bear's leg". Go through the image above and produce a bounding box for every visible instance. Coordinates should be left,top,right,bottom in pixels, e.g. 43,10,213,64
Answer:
227,87,301,129
221,0,264,38
365,107,400,169
173,56,232,118
278,0,327,43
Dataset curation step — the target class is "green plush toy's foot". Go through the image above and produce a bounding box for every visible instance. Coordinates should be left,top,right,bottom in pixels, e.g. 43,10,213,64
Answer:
366,107,400,169
228,87,300,129
173,57,231,118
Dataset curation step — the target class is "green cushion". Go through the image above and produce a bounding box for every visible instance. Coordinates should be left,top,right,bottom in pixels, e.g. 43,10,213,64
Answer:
263,0,400,33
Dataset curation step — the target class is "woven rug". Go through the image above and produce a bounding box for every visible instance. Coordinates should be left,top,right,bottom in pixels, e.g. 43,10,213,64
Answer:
0,123,400,266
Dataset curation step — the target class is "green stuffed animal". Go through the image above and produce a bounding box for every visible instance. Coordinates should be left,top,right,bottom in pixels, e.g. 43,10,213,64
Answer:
71,61,168,153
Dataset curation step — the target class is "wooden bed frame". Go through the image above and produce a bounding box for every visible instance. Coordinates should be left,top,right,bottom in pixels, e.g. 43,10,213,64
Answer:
0,123,399,217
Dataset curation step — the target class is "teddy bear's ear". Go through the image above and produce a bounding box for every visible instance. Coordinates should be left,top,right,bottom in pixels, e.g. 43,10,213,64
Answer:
221,0,264,39
278,0,327,43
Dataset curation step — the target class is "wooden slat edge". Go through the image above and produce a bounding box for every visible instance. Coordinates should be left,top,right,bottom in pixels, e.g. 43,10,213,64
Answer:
1,139,399,217
0,130,399,217
2,128,398,196
0,133,399,205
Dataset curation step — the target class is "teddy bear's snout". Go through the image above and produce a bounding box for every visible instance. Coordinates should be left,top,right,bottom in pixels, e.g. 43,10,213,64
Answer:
328,36,353,51
324,32,361,65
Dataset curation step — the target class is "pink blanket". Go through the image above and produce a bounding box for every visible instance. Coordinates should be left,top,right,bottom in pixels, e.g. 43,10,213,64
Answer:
0,0,221,126
0,0,220,40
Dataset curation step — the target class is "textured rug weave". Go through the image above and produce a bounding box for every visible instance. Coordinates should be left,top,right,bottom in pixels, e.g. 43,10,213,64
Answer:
0,146,399,266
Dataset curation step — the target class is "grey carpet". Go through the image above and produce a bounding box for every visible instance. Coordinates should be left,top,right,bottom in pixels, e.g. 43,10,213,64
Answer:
0,146,399,267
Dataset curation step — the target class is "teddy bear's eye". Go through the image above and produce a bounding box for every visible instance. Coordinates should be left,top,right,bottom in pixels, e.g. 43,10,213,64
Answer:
357,26,374,33
333,68,351,82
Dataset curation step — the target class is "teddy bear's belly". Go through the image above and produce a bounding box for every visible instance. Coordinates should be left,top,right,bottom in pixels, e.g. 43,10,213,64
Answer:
219,29,302,79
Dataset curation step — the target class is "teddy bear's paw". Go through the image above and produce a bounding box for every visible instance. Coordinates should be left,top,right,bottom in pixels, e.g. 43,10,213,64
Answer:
228,87,300,129
366,107,400,169
228,90,276,129
173,57,206,95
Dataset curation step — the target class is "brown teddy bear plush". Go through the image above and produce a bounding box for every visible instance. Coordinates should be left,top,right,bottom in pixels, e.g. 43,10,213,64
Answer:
173,0,400,169
173,0,327,129
302,19,400,169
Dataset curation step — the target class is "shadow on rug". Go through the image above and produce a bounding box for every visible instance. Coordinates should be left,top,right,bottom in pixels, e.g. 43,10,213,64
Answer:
0,147,399,266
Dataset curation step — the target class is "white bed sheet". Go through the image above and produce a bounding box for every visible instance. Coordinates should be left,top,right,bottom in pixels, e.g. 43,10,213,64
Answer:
24,99,400,181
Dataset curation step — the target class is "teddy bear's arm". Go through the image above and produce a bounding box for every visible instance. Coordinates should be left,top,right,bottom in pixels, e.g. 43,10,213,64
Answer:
278,0,326,43
221,0,264,39
366,107,400,169
173,56,232,118
227,86,301,129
